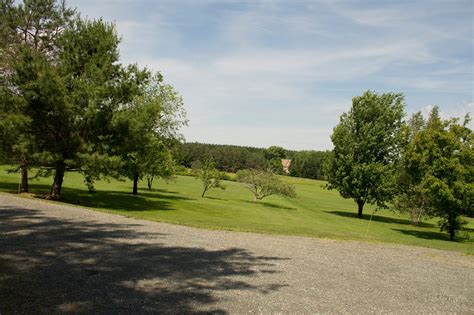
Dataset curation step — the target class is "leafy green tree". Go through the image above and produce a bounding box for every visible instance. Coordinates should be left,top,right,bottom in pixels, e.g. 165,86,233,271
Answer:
289,150,331,180
143,138,176,191
264,145,287,174
395,112,431,225
236,169,296,202
401,108,473,239
327,91,405,218
112,73,187,195
192,159,225,198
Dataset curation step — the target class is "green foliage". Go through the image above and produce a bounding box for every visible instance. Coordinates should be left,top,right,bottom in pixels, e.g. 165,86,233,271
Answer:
236,169,296,202
327,90,405,218
192,159,226,197
1,2,186,197
175,143,330,180
0,0,76,192
395,112,431,225
112,73,186,194
399,107,473,240
289,150,331,180
264,145,287,174
175,142,268,173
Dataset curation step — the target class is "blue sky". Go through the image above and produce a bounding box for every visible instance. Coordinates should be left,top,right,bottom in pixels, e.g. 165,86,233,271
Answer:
70,0,473,150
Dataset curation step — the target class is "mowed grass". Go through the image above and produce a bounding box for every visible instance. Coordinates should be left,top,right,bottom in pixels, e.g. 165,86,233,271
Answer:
1,166,473,254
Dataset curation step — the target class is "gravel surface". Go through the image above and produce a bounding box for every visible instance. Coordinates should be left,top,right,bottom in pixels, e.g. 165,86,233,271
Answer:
1,193,473,314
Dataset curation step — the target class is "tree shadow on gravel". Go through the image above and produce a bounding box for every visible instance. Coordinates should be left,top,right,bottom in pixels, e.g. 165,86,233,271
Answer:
325,210,435,228
0,205,288,314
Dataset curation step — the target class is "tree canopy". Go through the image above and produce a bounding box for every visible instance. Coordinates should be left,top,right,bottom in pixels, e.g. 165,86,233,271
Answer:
398,107,473,239
237,169,296,202
192,159,226,198
327,90,405,218
0,0,186,197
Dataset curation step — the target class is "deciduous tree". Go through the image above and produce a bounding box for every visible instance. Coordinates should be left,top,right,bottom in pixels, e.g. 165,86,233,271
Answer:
395,112,431,225
400,108,473,239
237,169,296,202
113,73,187,195
192,159,225,198
327,91,405,218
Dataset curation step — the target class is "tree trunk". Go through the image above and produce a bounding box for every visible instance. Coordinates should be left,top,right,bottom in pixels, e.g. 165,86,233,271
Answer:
51,163,65,197
448,213,456,240
449,226,455,240
147,176,153,190
20,166,28,193
357,200,365,219
133,172,139,195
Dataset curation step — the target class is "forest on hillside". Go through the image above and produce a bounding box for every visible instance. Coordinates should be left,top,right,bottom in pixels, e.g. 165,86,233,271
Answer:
174,142,331,180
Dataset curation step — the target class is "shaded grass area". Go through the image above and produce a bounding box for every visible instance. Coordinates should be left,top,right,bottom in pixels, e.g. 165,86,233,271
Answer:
327,211,436,228
0,166,473,254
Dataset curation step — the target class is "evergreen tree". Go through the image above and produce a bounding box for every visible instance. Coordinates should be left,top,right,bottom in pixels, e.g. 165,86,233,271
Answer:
0,0,75,192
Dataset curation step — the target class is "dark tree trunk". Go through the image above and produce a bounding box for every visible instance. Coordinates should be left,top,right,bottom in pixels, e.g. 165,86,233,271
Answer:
449,226,455,240
51,163,65,197
147,176,153,191
357,200,365,219
448,213,456,240
132,172,139,195
20,166,28,193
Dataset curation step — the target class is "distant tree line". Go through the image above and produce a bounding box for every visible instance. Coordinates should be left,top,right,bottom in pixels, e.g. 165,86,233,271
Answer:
174,142,330,180
288,150,331,180
174,142,268,173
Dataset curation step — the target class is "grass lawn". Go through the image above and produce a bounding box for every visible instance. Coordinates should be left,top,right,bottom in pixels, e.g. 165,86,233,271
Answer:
1,165,473,254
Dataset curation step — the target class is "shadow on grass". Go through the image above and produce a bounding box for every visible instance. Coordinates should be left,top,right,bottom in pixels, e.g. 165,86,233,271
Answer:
463,226,474,233
0,205,288,314
0,182,51,195
61,187,197,212
325,210,436,228
392,228,452,242
145,187,181,195
0,182,193,212
243,200,296,210
204,196,229,201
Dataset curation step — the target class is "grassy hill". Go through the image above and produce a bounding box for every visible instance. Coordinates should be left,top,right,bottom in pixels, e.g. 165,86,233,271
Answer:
1,166,472,254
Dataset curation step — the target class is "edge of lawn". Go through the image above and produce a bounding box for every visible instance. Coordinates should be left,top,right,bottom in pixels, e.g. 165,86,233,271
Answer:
2,191,473,257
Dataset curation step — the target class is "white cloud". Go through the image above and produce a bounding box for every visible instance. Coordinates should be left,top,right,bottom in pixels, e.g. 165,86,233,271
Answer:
69,0,473,150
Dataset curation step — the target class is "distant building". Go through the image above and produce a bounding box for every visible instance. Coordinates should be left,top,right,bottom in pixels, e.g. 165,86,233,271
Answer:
281,159,291,174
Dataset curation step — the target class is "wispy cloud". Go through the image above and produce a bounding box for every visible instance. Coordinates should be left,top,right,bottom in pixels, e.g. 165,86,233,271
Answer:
70,0,473,150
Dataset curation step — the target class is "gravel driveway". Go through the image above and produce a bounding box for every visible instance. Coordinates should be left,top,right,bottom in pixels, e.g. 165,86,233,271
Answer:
1,193,473,314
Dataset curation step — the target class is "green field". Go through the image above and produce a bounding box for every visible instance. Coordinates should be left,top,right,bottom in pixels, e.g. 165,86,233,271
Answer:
1,166,473,254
